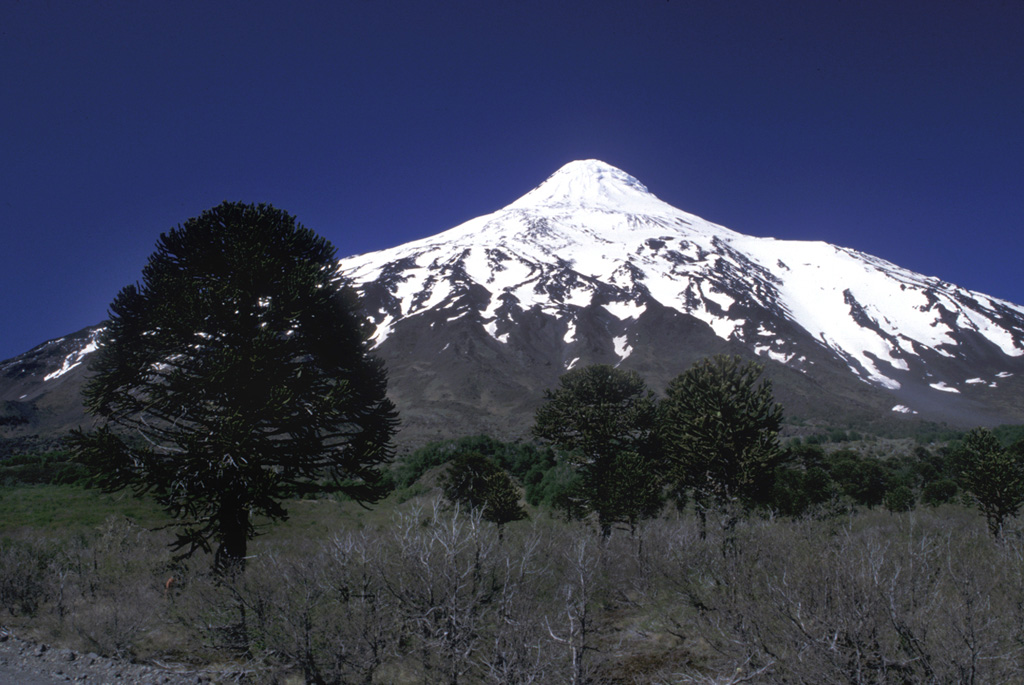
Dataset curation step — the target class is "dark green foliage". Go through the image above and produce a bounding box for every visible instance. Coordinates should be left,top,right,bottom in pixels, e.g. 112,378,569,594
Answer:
600,448,667,526
393,443,454,488
543,445,666,532
912,424,965,446
825,450,887,508
70,202,398,571
395,434,570,509
768,437,1018,517
911,444,950,485
396,434,556,489
884,484,915,513
771,442,953,516
527,460,580,508
953,428,1024,536
770,444,836,517
771,465,832,517
660,355,783,512
439,451,527,525
0,436,68,460
921,479,958,507
992,424,1024,448
0,451,88,486
788,442,827,470
534,364,665,533
802,429,867,446
826,429,860,443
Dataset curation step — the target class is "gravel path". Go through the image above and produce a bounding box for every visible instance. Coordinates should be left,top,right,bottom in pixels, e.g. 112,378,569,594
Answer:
0,628,237,684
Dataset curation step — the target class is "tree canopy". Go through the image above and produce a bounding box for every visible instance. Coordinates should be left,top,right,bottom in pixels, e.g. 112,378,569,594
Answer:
71,202,398,571
533,364,664,534
660,355,783,515
954,427,1024,537
439,451,527,526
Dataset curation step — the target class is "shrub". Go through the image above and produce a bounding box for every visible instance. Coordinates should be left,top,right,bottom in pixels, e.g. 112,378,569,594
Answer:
921,479,958,507
884,484,916,513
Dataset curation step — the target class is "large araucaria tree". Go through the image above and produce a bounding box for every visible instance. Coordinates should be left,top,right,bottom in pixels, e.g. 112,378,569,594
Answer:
72,202,398,572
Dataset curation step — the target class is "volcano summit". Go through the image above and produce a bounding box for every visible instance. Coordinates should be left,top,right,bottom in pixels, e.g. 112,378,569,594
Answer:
3,160,1023,445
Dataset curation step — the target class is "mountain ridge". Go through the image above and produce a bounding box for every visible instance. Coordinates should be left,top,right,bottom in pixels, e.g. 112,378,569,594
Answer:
344,161,1022,384
3,160,1023,447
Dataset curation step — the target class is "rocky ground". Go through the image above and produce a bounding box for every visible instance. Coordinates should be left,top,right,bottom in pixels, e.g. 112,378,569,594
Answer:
0,628,248,684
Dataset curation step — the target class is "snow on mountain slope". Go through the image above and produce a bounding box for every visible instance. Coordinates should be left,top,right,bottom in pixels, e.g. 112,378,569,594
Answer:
340,159,1024,402
8,159,1024,440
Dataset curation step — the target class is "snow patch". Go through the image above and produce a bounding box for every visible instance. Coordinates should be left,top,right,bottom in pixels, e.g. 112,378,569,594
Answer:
754,345,794,364
612,335,632,361
564,285,594,307
688,304,744,341
956,307,1024,358
484,321,509,344
929,382,960,394
703,287,734,312
369,315,395,349
603,300,646,321
44,334,101,381
563,319,577,344
886,357,910,371
892,405,918,414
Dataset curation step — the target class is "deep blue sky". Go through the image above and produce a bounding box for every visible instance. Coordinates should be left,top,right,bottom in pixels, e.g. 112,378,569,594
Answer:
2,0,1022,362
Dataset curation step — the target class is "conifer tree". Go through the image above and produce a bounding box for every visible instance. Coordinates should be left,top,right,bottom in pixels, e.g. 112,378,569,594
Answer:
71,202,398,572
533,364,664,535
440,451,527,526
660,355,783,531
955,427,1024,537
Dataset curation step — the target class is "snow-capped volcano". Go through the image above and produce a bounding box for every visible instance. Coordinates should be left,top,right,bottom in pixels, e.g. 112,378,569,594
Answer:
506,159,678,212
4,160,1024,445
342,159,1023,397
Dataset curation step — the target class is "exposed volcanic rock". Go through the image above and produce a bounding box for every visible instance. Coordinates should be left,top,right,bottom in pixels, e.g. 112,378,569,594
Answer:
4,161,1023,447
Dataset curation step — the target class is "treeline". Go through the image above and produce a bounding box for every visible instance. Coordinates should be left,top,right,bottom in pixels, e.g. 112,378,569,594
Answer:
402,357,1024,539
399,426,1020,532
0,450,88,486
6,355,1024,540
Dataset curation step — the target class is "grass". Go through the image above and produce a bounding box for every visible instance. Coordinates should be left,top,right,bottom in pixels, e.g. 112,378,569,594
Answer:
0,484,171,535
0,481,466,543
